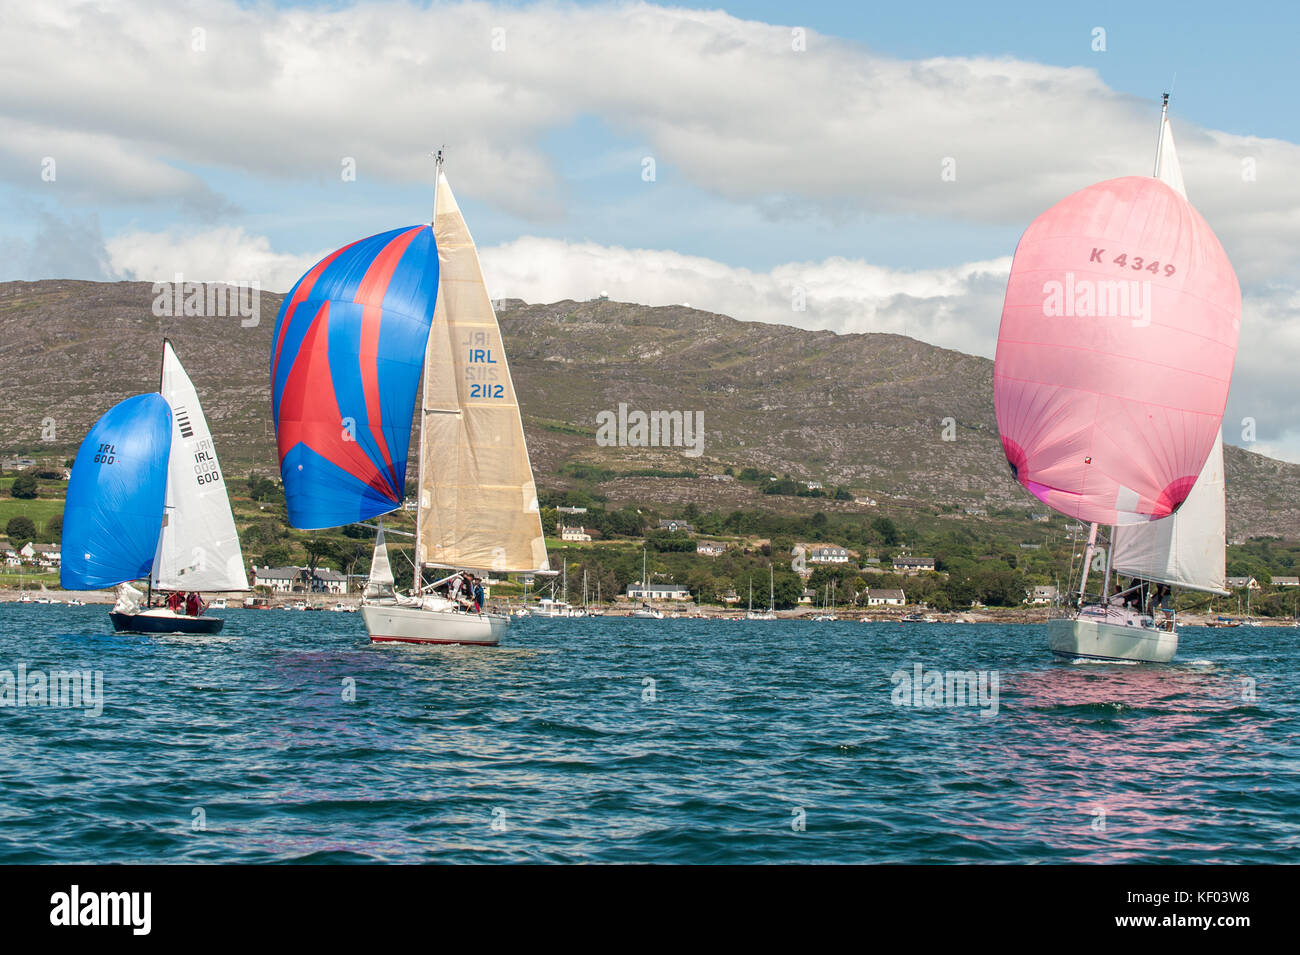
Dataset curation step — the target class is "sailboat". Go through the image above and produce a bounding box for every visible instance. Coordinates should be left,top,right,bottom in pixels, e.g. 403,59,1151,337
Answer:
62,341,247,634
534,560,583,617
272,155,549,646
812,580,838,621
363,522,396,602
994,95,1241,663
746,565,777,620
630,548,665,618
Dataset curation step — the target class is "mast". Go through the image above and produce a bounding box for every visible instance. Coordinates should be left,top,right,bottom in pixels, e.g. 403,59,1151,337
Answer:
412,149,443,596
1141,91,1164,612
1152,92,1170,178
148,340,169,606
1100,527,1114,606
1077,523,1099,606
769,564,775,613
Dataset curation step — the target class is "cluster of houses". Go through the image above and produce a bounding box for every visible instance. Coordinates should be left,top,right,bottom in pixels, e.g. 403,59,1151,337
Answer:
3,542,61,570
249,566,361,595
1227,575,1299,590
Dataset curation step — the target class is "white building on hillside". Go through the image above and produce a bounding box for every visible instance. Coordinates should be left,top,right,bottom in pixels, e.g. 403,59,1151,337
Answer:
866,588,906,606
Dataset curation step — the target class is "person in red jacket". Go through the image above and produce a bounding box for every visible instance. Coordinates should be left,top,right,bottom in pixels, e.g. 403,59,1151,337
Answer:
185,592,202,617
167,591,184,614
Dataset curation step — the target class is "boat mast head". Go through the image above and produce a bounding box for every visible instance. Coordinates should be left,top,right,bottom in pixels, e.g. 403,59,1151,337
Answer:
1153,91,1171,178
430,147,444,223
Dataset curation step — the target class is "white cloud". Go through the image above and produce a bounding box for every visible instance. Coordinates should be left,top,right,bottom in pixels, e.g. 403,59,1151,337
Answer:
479,236,1012,355
7,0,1300,459
2,0,1298,278
106,227,327,292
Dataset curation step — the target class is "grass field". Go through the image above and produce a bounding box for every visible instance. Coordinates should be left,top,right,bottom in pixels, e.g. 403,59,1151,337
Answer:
0,476,67,537
0,496,65,528
0,567,59,587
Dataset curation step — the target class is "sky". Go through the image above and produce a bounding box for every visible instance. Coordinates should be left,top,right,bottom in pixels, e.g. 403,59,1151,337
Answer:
2,0,1297,458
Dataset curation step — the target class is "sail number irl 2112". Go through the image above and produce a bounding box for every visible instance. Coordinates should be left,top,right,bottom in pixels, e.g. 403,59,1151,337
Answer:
467,343,504,399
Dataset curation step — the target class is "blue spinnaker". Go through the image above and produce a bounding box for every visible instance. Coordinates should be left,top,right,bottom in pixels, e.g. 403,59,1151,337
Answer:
60,393,172,590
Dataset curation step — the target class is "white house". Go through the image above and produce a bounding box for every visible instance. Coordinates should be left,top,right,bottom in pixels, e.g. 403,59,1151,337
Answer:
252,566,303,593
560,526,592,542
312,568,348,595
867,588,906,606
1273,576,1299,588
657,519,694,534
892,556,935,573
1026,585,1058,605
626,581,692,601
1226,576,1260,591
807,545,850,564
696,541,726,557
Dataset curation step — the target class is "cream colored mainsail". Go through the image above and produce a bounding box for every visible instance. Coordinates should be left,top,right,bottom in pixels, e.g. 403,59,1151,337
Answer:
414,171,549,575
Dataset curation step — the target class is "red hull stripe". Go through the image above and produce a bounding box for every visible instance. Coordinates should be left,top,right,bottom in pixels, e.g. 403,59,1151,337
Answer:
369,636,499,646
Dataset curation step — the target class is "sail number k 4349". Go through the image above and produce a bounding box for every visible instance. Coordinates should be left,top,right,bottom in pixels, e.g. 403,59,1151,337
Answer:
1089,248,1176,277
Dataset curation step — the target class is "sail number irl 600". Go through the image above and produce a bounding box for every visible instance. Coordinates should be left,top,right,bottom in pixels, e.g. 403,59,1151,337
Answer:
1089,248,1177,277
92,443,117,464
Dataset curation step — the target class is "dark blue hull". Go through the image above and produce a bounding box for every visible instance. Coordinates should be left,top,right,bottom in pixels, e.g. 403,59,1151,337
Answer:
109,612,224,635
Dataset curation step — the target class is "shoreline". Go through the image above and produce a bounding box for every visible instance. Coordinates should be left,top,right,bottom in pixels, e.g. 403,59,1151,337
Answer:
3,589,1294,626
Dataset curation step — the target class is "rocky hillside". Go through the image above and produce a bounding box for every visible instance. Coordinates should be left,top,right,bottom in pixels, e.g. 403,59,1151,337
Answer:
0,279,1294,538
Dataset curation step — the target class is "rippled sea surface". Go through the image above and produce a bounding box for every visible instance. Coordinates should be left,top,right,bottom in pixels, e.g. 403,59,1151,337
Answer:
0,605,1295,863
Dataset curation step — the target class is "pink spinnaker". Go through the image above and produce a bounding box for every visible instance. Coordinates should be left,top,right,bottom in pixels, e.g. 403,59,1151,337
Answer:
994,176,1240,526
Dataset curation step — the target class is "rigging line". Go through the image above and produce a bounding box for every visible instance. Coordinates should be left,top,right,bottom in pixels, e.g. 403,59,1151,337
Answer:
352,521,415,537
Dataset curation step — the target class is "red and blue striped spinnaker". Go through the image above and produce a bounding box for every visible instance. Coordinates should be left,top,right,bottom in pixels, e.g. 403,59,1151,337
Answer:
271,225,438,529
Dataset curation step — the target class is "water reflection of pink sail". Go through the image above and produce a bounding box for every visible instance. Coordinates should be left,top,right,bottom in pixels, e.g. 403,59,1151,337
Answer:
994,176,1240,526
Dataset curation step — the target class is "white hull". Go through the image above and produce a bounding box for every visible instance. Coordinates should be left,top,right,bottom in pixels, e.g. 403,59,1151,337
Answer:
1047,608,1178,663
362,602,508,646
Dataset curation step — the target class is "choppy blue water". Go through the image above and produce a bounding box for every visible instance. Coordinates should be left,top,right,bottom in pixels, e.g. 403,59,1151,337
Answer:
0,605,1295,863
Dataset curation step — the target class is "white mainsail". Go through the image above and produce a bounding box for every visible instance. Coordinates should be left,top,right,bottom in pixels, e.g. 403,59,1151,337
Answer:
1155,115,1186,197
364,523,395,598
1110,115,1228,596
151,341,248,591
414,171,549,575
1112,436,1228,594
